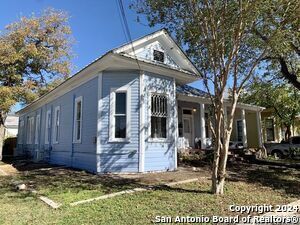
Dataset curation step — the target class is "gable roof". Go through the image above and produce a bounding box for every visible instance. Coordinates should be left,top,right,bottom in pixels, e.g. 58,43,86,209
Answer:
113,29,200,76
17,29,200,115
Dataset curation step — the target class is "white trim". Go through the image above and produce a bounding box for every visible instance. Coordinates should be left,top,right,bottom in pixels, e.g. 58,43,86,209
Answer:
256,111,263,148
177,94,265,111
53,106,60,144
45,109,51,145
26,117,34,144
173,78,178,170
96,72,103,172
73,96,83,143
199,103,206,149
113,29,200,75
109,85,131,143
17,33,200,116
241,109,248,148
34,114,40,144
139,71,145,172
148,91,171,142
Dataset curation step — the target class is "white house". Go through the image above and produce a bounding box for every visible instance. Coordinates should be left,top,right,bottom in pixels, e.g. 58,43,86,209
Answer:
16,29,264,173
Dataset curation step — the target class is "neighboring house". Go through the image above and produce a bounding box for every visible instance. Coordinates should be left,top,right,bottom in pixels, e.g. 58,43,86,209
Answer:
16,29,264,173
4,114,19,138
261,109,300,143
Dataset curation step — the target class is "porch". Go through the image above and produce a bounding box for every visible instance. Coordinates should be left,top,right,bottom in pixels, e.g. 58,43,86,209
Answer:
176,92,264,151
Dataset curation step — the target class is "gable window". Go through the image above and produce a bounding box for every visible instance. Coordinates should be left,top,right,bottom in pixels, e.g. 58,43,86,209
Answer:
153,50,164,63
45,110,51,144
151,94,167,138
53,106,60,144
109,86,131,142
73,96,83,143
265,118,275,141
34,114,40,144
26,117,34,144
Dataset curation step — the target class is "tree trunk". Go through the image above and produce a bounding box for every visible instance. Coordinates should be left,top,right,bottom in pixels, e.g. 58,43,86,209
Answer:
285,125,291,141
0,124,5,161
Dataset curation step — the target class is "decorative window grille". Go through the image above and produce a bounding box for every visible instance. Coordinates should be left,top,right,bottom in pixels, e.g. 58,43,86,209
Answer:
151,94,167,138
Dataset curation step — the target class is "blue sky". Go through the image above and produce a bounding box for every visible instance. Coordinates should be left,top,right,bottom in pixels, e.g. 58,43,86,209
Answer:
0,0,202,111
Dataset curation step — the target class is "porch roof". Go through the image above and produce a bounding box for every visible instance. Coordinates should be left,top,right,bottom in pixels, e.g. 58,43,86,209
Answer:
176,85,265,112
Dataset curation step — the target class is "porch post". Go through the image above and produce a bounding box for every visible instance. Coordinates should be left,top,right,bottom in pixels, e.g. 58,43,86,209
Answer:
241,109,248,148
256,110,263,148
200,103,206,149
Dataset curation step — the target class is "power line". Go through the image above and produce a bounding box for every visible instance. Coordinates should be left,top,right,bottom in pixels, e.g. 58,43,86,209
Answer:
116,0,141,70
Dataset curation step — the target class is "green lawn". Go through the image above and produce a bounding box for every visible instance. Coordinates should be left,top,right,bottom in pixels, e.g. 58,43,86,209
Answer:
0,162,299,225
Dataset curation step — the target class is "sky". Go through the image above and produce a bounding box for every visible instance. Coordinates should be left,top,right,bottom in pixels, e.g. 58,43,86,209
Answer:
0,0,202,111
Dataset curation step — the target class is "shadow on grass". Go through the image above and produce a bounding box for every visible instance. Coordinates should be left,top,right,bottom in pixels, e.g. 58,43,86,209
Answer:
227,162,300,198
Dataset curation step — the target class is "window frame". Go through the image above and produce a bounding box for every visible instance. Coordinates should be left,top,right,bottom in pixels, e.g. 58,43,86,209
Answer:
109,86,131,143
53,106,60,144
26,117,34,144
148,92,170,142
236,119,243,142
45,109,52,144
265,118,275,142
34,114,40,144
73,96,83,143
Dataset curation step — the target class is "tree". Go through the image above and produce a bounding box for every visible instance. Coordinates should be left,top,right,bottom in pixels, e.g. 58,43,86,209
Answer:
241,78,300,140
132,0,298,194
253,0,300,90
0,9,73,160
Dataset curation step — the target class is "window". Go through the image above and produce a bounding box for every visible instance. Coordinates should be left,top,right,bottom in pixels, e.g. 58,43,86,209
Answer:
153,50,164,63
34,114,40,144
115,93,127,138
45,110,51,144
151,94,167,139
53,106,60,144
237,120,243,142
73,96,83,143
26,117,34,144
109,87,131,142
265,119,275,141
205,112,209,138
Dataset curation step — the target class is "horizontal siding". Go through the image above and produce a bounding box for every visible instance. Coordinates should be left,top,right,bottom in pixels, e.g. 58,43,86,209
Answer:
17,77,98,173
99,71,139,173
143,72,176,172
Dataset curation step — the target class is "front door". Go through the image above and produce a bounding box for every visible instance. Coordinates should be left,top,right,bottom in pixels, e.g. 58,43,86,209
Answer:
183,116,193,147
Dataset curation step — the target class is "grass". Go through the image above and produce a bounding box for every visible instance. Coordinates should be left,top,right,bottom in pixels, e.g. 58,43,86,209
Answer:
0,162,299,225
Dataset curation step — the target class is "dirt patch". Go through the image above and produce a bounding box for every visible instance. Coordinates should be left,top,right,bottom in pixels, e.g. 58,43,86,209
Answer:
0,164,18,176
120,166,211,185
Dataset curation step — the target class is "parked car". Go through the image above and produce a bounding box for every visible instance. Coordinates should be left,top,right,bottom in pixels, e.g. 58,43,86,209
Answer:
265,136,300,158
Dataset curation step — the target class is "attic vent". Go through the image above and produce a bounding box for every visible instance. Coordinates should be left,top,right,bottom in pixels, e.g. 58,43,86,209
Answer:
153,50,164,63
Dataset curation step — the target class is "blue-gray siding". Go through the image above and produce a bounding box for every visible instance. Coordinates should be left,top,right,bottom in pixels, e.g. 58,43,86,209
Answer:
98,71,140,173
143,72,176,171
17,77,98,172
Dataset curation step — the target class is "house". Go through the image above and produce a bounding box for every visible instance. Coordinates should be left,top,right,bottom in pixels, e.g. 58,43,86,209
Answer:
16,29,265,173
4,114,19,138
261,109,300,143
